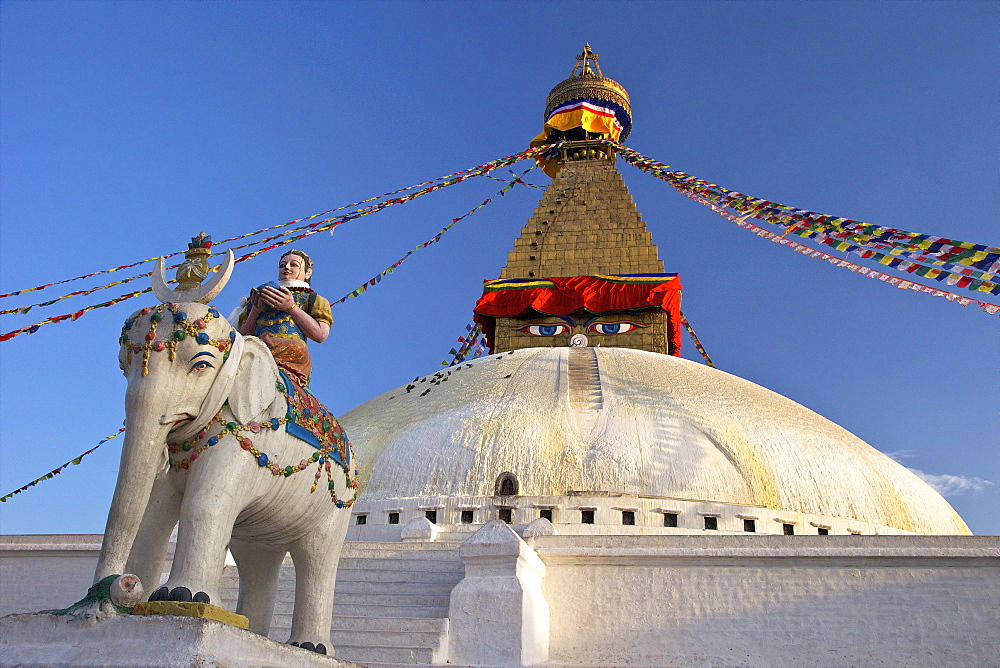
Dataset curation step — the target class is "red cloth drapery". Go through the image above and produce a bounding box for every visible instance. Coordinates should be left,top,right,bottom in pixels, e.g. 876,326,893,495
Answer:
473,274,682,355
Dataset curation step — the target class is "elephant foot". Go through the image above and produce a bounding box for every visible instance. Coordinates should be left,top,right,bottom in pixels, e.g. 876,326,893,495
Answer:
289,641,327,655
147,586,210,604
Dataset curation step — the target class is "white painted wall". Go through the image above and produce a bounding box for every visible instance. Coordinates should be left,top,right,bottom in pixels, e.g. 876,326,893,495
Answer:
0,535,103,617
532,534,1000,666
3,533,998,666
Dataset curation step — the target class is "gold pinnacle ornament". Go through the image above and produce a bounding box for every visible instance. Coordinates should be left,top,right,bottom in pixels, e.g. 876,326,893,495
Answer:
175,232,214,290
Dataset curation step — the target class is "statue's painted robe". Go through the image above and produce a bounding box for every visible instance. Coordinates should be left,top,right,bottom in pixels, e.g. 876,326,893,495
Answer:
239,287,332,389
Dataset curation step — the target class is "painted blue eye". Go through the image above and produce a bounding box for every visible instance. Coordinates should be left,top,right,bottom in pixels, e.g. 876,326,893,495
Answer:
515,323,570,337
588,320,646,335
190,360,215,372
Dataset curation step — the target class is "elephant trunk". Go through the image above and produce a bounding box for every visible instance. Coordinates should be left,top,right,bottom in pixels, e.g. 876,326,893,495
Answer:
93,388,173,584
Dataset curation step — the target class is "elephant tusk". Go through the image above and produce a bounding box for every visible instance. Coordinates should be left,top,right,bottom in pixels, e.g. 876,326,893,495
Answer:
151,250,235,305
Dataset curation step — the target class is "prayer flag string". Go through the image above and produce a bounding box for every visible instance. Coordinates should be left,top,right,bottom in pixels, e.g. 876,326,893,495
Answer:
611,142,1000,303
682,189,1000,317
0,148,553,342
332,165,538,305
0,429,125,503
680,312,715,368
0,146,552,304
443,322,488,366
0,167,543,499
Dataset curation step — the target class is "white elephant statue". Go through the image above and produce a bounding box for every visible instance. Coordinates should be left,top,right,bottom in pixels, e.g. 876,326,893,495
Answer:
93,248,357,655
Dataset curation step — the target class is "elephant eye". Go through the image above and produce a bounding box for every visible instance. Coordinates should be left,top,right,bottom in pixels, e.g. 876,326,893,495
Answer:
514,323,570,337
587,320,647,335
189,351,216,372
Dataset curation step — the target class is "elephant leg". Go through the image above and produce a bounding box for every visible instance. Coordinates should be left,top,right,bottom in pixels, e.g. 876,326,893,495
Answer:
230,538,287,637
125,475,181,597
162,485,243,605
286,509,351,654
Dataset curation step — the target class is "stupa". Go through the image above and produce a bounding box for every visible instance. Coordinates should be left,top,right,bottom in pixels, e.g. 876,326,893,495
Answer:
341,45,970,539
1,46,995,667
324,46,993,665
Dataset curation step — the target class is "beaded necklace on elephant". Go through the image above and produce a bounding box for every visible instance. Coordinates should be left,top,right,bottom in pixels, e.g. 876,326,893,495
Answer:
166,411,359,507
119,303,235,376
167,402,358,508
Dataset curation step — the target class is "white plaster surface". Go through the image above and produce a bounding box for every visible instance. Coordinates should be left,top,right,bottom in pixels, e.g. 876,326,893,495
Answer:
1,533,998,666
534,534,1000,667
0,612,350,667
345,493,921,542
340,348,970,535
401,517,441,542
448,521,549,666
0,534,104,617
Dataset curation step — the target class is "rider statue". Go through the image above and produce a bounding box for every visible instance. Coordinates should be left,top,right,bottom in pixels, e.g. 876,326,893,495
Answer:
237,250,331,389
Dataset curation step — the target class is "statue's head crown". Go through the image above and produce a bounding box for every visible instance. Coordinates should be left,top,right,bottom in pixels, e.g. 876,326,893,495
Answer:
151,232,234,305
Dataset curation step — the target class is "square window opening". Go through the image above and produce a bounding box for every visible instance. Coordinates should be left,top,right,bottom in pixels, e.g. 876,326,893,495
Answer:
498,508,512,524
818,527,829,535
425,510,438,524
783,523,795,535
704,516,718,531
663,512,678,528
622,510,635,525
743,519,756,532
581,509,595,524
387,512,399,525
539,508,553,522
355,515,367,526
461,510,474,524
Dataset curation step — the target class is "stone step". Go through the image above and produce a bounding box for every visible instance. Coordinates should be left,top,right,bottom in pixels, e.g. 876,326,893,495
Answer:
335,567,464,584
333,579,458,596
330,628,443,650
224,585,456,613
337,557,463,572
344,541,462,554
333,592,452,608
329,616,447,634
272,595,451,620
271,603,449,624
334,603,449,619
333,644,442,664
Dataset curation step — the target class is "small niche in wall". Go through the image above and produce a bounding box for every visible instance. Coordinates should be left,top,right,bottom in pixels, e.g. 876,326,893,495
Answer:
743,519,756,532
498,508,512,524
817,527,829,535
461,510,474,524
355,515,367,526
663,513,678,528
704,516,718,530
425,510,438,524
539,508,553,522
581,509,595,524
495,472,519,497
621,510,635,525
783,523,795,535
388,512,400,525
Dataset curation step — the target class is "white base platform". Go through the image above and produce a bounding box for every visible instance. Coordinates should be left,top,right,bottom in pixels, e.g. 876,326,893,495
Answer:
0,612,353,667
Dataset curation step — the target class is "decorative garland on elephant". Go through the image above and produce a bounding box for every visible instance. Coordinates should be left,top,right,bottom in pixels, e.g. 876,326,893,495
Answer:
120,300,359,507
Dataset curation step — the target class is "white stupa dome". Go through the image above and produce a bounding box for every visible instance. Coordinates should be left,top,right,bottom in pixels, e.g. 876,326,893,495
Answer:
339,347,970,536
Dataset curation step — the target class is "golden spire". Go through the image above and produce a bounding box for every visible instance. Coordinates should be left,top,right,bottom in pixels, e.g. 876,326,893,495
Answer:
571,43,602,78
542,46,631,133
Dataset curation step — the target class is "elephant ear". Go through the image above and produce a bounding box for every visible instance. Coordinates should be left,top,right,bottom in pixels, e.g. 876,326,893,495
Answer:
229,336,280,423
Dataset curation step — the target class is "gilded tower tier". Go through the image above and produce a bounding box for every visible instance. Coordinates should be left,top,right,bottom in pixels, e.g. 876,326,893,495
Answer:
476,46,679,356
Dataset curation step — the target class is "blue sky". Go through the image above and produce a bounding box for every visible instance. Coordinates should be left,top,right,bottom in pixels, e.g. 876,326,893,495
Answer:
1,0,997,535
